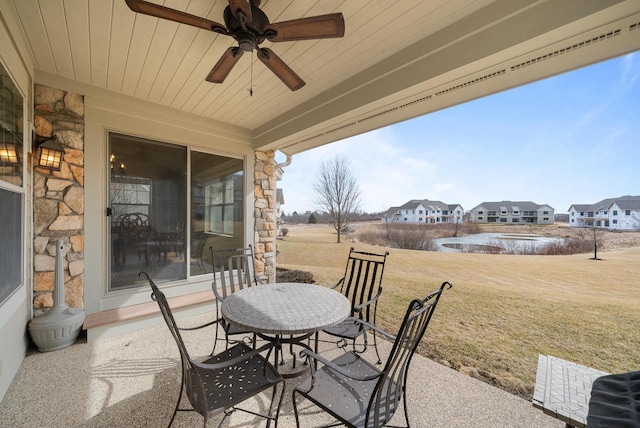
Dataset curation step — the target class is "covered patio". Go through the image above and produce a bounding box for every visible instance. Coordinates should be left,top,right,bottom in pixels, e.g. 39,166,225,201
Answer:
0,312,563,427
1,0,640,421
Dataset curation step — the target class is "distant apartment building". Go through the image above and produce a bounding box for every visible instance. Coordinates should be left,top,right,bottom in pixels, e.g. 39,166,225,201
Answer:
568,195,640,231
384,200,464,224
467,201,554,224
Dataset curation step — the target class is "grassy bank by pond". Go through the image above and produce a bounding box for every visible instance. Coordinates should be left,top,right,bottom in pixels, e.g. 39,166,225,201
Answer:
275,223,640,399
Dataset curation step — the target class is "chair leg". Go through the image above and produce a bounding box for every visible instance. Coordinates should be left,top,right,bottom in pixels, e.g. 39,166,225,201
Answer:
211,321,220,356
168,376,184,428
372,330,382,365
267,378,286,428
292,389,302,428
402,386,410,428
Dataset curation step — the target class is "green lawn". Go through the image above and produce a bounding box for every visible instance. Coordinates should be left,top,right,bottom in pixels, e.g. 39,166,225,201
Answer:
276,224,640,398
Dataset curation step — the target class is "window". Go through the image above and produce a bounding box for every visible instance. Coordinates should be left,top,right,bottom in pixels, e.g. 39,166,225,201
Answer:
500,218,507,223
0,189,22,305
571,212,575,216
613,210,618,216
626,210,630,215
512,218,519,223
0,63,24,307
418,210,423,214
0,65,23,186
613,219,618,224
108,133,244,289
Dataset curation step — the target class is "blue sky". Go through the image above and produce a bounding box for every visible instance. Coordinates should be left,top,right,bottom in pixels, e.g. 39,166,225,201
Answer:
276,52,639,215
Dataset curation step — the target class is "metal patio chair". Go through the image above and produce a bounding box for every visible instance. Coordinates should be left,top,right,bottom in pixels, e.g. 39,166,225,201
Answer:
322,248,389,364
293,281,452,428
140,271,284,428
210,245,263,354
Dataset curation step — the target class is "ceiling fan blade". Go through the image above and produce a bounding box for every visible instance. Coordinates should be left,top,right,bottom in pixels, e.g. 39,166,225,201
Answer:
227,0,253,24
206,47,244,83
125,0,228,34
265,13,345,42
257,48,305,91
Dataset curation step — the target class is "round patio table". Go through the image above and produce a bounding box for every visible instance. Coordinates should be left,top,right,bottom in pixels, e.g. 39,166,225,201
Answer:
221,282,350,336
220,282,351,377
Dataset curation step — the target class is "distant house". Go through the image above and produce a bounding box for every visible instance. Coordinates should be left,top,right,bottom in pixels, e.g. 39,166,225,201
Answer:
384,199,464,224
568,195,640,231
467,201,554,224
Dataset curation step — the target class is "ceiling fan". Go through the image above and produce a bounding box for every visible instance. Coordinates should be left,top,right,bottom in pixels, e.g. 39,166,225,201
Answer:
125,0,345,91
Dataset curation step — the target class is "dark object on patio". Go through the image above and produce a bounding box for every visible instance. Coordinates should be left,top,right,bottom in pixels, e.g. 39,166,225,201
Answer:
587,370,640,428
140,271,284,428
210,245,262,354
322,247,389,364
293,281,452,428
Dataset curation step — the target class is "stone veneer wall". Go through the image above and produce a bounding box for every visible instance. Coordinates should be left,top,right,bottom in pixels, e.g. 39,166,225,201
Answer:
254,150,277,283
32,85,84,314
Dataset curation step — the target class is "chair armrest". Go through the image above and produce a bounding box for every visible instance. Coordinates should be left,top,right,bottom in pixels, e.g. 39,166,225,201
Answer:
330,278,345,290
177,318,219,332
350,318,395,340
211,284,225,301
300,348,382,382
353,287,382,313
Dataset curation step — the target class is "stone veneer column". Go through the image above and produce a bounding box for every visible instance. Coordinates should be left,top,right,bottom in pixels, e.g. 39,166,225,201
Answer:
32,85,84,314
254,150,277,283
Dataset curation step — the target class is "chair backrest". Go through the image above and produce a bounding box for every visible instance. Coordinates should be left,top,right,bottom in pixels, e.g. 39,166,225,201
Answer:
338,247,389,321
118,213,152,243
368,281,452,427
210,245,260,300
141,271,213,414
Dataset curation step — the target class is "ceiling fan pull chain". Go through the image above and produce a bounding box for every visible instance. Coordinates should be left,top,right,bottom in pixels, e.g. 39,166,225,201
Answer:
249,56,254,96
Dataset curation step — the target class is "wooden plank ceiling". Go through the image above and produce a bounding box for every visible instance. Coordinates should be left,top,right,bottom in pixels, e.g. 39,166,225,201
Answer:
5,0,640,153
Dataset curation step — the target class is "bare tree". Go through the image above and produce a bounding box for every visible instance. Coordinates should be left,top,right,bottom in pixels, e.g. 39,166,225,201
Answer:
314,154,361,243
572,220,606,260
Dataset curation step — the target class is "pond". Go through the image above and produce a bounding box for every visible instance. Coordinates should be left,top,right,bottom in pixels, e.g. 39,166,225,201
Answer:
432,233,563,254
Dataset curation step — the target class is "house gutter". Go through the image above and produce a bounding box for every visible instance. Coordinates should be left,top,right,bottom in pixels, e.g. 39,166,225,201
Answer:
275,152,292,169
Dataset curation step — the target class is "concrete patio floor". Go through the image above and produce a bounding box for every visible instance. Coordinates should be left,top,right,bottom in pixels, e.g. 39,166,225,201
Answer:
0,312,563,427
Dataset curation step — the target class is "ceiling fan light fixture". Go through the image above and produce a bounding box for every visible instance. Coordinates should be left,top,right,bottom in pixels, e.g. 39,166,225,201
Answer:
238,32,257,51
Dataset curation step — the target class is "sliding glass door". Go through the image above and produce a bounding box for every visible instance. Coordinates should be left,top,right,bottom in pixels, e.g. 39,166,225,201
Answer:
108,133,244,290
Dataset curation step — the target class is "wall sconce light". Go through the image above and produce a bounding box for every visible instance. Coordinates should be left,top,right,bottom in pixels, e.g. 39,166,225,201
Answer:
0,138,20,164
34,134,64,171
